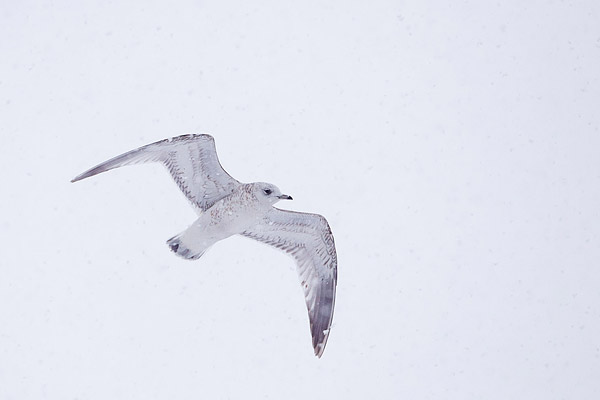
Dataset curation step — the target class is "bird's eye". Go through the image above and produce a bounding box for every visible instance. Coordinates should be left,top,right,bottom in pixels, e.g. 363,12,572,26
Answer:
263,188,272,195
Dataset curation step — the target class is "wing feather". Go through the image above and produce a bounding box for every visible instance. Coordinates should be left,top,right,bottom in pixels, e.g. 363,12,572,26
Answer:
241,208,337,357
71,134,240,211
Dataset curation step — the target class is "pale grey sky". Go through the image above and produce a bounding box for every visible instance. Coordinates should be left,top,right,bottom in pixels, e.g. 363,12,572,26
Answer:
1,1,600,399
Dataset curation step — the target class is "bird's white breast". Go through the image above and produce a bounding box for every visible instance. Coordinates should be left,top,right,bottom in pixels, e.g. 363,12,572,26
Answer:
203,187,266,236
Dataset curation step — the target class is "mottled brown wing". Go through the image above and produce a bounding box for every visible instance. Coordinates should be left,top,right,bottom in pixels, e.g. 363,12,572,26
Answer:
71,134,241,212
241,208,338,357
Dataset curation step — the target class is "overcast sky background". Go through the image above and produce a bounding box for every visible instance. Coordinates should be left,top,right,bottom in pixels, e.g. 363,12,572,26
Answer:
1,1,600,399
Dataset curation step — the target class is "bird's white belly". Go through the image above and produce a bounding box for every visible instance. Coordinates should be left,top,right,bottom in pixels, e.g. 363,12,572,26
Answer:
189,197,265,243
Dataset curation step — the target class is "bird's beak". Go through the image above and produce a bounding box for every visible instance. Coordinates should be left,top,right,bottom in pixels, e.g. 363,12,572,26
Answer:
278,194,293,200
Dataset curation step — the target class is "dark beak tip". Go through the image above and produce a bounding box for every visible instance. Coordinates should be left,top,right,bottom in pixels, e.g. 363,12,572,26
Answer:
280,194,293,200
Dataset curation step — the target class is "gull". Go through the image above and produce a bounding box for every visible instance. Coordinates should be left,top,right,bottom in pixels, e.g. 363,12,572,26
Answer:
71,134,337,357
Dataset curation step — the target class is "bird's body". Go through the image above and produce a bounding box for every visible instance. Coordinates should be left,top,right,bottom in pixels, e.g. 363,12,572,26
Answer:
72,134,337,357
167,183,279,260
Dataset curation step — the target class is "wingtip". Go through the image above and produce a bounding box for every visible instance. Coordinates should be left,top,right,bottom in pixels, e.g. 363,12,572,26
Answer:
313,333,330,358
71,174,85,183
312,325,333,358
314,343,325,358
70,168,101,183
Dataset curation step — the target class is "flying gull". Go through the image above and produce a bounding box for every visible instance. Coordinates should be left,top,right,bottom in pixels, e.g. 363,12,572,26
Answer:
71,134,337,357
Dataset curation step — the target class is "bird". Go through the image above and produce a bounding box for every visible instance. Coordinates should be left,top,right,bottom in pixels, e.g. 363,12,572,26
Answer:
71,134,337,357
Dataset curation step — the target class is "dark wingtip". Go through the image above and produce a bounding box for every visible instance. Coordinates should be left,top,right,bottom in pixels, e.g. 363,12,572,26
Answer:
314,342,325,358
71,171,90,183
70,168,101,183
71,174,88,183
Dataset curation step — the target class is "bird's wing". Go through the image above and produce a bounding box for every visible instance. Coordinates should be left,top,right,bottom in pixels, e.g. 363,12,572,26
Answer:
241,207,337,357
71,134,241,212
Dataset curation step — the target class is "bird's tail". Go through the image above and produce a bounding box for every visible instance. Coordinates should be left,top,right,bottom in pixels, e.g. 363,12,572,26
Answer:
166,233,210,260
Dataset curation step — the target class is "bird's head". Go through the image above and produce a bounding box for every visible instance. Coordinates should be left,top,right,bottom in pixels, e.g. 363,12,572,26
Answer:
253,182,293,205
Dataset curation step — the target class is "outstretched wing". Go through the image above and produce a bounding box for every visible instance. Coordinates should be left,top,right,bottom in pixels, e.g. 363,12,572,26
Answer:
241,208,338,358
71,134,241,212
